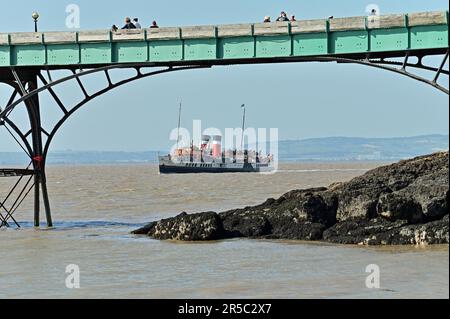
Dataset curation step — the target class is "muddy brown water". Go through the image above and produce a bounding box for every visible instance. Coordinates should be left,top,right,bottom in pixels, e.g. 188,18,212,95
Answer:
0,163,448,298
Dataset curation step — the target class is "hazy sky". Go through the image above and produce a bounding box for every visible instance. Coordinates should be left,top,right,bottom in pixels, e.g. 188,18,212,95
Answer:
0,0,448,152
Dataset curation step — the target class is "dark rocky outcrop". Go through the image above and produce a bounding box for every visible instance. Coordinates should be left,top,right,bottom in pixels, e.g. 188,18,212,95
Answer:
133,152,449,245
323,215,449,245
132,211,224,241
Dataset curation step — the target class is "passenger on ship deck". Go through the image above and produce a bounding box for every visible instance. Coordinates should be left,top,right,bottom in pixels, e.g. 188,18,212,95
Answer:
276,11,289,22
122,17,136,29
263,16,271,23
133,18,142,29
370,8,378,16
111,25,119,32
150,20,159,28
290,15,296,22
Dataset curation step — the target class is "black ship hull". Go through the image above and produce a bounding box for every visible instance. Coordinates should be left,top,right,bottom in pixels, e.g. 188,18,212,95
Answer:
159,163,261,174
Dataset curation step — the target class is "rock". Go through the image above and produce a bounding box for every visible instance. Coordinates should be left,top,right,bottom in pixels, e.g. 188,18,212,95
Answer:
147,211,224,241
270,189,337,227
332,152,449,222
397,171,449,221
131,221,157,235
334,177,390,221
376,193,424,223
324,215,449,245
395,215,449,245
133,152,449,245
323,218,410,245
219,188,335,240
221,210,271,238
266,216,326,240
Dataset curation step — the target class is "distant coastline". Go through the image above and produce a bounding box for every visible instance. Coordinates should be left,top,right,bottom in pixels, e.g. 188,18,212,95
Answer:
0,134,448,165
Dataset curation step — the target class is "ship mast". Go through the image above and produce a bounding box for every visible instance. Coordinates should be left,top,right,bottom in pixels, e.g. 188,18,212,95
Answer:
241,104,246,151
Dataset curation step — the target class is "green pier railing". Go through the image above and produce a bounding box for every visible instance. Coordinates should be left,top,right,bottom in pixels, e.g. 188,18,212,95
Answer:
0,11,448,68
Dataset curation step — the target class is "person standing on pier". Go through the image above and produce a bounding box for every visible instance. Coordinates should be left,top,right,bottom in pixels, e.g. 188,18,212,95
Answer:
133,18,142,29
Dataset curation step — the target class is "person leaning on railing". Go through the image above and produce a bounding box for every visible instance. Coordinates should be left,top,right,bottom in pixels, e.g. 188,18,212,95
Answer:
122,17,136,29
150,20,159,28
276,11,289,22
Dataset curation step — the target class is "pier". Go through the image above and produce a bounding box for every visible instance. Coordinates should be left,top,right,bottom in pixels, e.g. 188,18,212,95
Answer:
0,11,448,228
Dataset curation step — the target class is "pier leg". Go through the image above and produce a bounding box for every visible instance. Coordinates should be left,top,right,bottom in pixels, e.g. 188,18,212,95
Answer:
41,172,53,227
34,175,40,227
24,75,52,228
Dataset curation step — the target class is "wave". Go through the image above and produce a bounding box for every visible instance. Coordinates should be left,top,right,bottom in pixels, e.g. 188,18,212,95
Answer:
10,220,144,230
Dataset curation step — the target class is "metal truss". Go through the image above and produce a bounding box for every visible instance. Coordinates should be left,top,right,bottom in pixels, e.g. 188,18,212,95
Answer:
320,50,449,95
0,64,209,228
0,164,34,228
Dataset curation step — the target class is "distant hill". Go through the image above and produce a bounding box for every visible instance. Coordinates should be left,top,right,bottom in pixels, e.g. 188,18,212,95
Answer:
0,135,448,165
0,151,160,166
278,134,449,161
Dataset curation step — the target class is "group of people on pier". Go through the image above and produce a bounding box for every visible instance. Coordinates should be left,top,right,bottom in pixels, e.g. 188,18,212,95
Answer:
263,7,378,23
111,17,159,32
263,11,296,23
111,8,380,32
